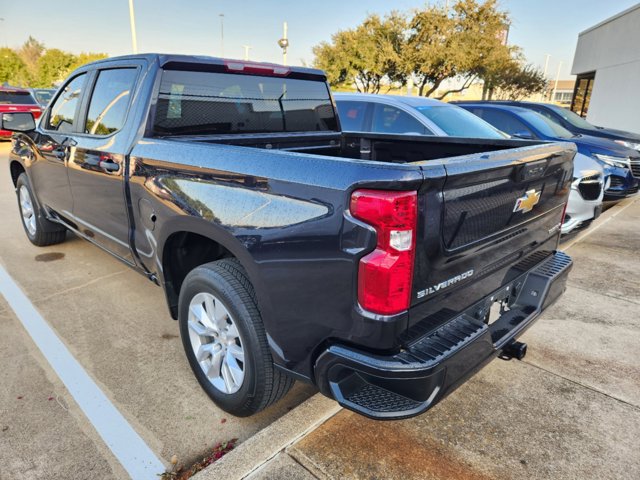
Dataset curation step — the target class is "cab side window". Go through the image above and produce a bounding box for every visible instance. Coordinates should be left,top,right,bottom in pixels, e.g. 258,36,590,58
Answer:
47,74,87,133
84,68,137,135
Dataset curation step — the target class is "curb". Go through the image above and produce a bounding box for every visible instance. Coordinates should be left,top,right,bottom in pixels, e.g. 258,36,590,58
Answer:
193,394,341,480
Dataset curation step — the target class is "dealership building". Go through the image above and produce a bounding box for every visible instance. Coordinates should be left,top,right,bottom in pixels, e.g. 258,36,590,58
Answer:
571,4,640,134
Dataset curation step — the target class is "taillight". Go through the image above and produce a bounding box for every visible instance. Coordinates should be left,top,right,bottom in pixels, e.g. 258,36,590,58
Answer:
560,202,568,225
350,189,417,315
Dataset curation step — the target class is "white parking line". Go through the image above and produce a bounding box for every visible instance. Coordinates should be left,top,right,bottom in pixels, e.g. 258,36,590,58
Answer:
0,264,165,480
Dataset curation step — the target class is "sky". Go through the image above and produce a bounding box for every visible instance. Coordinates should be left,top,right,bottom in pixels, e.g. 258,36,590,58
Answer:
0,0,638,80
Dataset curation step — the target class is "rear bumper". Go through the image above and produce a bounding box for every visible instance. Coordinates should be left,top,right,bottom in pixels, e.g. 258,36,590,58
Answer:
314,251,572,420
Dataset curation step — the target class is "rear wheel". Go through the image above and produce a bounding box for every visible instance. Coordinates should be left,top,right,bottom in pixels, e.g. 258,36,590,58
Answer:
178,258,294,416
16,173,66,247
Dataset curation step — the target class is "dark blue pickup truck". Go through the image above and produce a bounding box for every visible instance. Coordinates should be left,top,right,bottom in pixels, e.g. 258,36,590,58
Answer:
3,54,574,420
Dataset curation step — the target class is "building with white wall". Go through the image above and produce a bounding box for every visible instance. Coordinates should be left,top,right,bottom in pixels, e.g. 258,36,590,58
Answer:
571,3,640,134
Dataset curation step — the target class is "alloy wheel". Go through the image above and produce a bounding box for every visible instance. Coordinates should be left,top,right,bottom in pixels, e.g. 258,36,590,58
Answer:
187,292,245,394
19,185,37,236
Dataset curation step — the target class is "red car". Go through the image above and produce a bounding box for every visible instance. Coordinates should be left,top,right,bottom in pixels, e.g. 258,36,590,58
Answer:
0,87,43,139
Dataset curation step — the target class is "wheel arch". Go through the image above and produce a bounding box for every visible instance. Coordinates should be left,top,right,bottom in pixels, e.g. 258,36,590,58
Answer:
156,216,267,321
10,160,26,187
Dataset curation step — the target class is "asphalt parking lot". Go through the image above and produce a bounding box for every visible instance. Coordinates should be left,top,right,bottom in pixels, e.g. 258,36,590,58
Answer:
0,142,316,479
1,140,639,480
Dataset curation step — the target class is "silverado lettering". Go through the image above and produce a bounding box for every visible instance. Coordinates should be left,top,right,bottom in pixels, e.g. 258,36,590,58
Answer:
417,269,475,298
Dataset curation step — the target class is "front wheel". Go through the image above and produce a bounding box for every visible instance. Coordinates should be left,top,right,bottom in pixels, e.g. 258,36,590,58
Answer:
15,173,66,247
178,258,294,417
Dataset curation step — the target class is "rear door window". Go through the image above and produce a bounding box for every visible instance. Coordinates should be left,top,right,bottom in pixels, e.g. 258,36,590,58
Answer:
153,70,338,135
371,104,427,135
335,101,370,131
84,68,137,135
47,74,88,133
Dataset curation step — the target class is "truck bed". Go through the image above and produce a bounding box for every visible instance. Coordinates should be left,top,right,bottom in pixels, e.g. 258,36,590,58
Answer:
155,130,542,163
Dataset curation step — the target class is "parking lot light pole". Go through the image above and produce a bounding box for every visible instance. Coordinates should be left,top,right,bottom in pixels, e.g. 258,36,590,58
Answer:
277,22,289,66
541,54,551,101
219,14,225,57
552,61,563,104
242,45,252,61
128,0,138,54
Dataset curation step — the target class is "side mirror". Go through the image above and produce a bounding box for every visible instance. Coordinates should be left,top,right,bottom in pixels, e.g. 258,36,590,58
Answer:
512,130,534,140
0,112,36,133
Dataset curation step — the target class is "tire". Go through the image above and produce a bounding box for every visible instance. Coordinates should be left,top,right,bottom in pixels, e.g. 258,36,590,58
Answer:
16,173,66,247
178,258,294,417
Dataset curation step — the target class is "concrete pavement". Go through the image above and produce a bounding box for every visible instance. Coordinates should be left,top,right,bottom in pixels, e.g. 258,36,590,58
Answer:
200,195,640,480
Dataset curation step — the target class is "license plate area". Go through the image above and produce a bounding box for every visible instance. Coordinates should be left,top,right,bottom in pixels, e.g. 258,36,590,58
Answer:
476,283,519,326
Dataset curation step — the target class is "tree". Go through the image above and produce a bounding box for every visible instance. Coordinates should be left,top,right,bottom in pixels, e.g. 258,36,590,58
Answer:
313,13,406,93
404,5,459,97
2,37,108,88
488,62,547,100
69,52,109,72
34,49,75,87
405,0,512,98
0,48,30,86
18,36,45,77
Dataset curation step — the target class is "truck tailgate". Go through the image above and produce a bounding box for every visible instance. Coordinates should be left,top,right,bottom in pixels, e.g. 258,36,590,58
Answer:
408,142,575,337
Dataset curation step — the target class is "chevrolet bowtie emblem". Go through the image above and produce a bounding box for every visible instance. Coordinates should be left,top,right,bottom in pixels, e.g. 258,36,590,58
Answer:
513,189,541,213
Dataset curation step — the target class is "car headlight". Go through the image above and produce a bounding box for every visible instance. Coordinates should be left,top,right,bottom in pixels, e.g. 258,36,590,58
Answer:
592,153,630,169
614,140,640,151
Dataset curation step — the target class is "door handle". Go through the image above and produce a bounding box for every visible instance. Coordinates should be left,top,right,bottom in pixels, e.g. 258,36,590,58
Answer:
98,154,120,173
54,149,68,160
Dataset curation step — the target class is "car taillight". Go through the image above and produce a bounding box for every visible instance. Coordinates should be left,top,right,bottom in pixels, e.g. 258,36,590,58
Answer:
350,189,417,315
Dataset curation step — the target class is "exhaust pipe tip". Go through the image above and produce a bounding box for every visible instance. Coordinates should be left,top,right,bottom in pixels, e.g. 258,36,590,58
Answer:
499,341,527,361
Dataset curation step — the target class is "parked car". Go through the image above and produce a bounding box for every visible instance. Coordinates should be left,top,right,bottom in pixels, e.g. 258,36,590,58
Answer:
29,88,56,107
334,93,507,139
457,103,639,200
335,94,603,234
3,54,575,420
563,153,605,234
455,100,640,178
0,87,43,139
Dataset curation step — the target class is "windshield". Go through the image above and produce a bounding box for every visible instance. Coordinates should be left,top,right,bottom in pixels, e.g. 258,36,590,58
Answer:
154,70,338,136
546,104,597,131
519,110,574,139
0,91,37,105
414,105,506,139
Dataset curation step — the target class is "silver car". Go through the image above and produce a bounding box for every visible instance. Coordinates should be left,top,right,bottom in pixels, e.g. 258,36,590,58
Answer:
334,93,604,235
333,93,506,138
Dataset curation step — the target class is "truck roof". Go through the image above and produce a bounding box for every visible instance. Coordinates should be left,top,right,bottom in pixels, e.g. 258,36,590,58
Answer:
78,53,327,80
